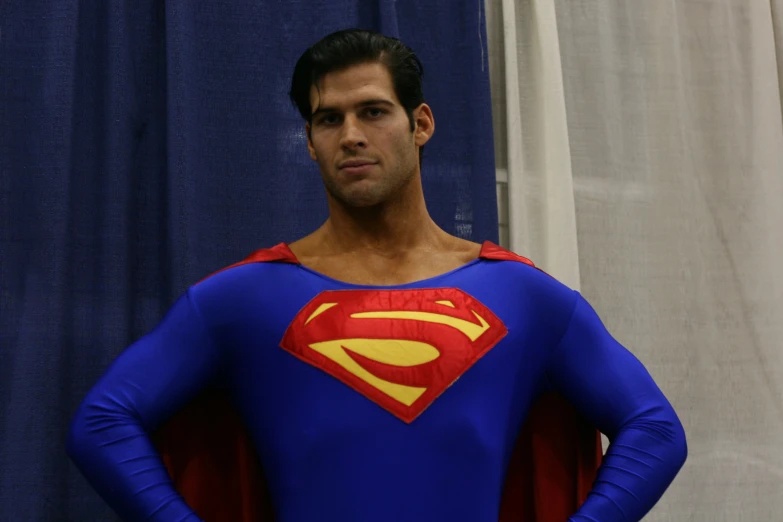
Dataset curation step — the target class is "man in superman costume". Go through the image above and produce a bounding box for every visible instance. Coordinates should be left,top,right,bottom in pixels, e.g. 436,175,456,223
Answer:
67,29,687,521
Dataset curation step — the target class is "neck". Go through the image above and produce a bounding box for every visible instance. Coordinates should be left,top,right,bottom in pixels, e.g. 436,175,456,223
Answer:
317,176,449,257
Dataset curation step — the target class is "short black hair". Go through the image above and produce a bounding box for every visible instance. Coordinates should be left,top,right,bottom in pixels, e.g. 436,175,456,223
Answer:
289,29,426,163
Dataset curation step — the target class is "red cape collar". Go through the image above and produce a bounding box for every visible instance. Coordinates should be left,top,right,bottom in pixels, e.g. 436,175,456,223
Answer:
244,240,536,267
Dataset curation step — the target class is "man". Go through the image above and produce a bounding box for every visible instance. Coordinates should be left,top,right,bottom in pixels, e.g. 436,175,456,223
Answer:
67,29,687,521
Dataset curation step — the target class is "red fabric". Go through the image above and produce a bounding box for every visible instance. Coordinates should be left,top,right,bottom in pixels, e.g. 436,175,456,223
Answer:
151,392,270,522
193,242,299,285
152,242,603,521
478,241,537,268
279,288,508,423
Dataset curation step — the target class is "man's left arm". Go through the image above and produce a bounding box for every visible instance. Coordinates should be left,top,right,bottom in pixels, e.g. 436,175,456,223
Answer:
546,291,688,522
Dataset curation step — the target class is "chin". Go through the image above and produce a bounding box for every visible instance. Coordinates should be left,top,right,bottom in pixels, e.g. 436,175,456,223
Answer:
341,193,386,208
333,186,390,208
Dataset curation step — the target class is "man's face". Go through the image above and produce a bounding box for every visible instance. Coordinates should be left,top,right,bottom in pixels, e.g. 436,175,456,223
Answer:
305,62,433,208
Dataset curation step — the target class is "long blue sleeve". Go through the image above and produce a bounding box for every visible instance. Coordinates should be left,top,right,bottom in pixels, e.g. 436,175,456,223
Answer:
547,293,687,522
66,289,218,521
67,252,686,522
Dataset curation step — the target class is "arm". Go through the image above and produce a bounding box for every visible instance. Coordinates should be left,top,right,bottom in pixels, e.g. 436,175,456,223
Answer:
546,292,687,522
66,289,221,522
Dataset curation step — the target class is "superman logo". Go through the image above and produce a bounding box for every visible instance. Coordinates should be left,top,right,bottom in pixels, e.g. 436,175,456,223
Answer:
279,288,507,423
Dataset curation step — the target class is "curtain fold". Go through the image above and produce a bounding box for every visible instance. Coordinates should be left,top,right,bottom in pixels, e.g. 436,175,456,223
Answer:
488,0,581,289
0,1,497,519
488,0,783,519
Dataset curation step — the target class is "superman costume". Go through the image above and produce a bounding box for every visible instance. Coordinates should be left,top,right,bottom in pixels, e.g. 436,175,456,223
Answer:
66,241,687,522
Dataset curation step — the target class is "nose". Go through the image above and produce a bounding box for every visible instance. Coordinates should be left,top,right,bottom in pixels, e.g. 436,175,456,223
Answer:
339,115,367,150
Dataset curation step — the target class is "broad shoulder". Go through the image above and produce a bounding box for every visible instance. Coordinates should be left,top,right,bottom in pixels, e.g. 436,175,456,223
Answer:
480,248,577,310
190,247,298,294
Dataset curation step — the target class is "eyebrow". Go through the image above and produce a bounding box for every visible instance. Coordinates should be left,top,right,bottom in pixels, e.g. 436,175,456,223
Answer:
311,99,395,118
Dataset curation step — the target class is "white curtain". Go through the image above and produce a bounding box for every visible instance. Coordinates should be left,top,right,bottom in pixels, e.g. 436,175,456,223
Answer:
486,0,783,520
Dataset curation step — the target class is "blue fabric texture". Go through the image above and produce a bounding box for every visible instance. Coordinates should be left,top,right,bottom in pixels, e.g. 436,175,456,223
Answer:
0,1,497,519
67,254,686,521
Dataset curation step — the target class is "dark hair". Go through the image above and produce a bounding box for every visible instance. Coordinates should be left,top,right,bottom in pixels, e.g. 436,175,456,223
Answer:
289,29,426,164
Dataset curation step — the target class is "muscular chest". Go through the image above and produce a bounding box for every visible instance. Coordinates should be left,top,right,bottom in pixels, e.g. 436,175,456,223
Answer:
222,282,547,457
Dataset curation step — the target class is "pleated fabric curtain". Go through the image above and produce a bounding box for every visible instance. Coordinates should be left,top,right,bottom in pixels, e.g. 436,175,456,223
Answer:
486,0,783,519
0,1,498,519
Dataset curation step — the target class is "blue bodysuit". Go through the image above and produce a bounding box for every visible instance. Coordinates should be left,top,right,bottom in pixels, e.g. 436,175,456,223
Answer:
67,241,687,522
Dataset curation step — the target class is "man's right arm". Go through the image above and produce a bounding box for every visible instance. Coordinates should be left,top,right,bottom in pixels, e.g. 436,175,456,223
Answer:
67,288,222,521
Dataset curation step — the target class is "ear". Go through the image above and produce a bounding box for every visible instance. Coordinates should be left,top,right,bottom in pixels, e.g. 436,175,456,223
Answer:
412,103,435,147
305,122,317,161
413,103,435,147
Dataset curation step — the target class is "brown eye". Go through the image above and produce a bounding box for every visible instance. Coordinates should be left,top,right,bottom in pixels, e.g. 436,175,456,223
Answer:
365,108,385,118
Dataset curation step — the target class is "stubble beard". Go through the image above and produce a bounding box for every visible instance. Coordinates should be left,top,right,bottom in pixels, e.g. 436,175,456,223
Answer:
321,158,417,209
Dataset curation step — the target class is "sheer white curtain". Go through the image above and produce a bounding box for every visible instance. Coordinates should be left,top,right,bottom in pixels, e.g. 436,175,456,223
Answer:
486,0,783,520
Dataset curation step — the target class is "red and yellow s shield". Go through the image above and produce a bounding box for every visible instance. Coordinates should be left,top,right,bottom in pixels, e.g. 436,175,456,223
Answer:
279,288,508,423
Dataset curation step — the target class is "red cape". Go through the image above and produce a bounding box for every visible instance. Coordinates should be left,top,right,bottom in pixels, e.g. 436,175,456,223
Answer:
151,242,602,521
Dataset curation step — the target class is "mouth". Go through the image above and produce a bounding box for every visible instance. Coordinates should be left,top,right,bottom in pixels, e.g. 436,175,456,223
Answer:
339,161,377,176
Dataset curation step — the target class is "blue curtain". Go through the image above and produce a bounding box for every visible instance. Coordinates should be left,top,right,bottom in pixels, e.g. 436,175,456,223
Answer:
0,1,497,519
